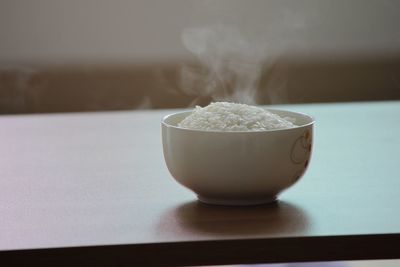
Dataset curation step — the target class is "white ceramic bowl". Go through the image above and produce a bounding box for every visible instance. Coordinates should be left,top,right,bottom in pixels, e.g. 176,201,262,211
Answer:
162,108,314,206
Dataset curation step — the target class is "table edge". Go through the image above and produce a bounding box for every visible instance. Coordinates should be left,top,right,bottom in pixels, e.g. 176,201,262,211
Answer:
1,233,400,266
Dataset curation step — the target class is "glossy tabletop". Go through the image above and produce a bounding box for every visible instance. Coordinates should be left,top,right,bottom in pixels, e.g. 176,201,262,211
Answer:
1,101,400,266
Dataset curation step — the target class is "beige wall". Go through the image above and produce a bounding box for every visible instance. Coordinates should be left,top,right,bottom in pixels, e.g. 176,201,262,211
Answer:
0,0,400,113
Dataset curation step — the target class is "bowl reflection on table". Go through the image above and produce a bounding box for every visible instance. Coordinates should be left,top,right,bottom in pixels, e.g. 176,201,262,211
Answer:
161,108,314,206
168,200,310,236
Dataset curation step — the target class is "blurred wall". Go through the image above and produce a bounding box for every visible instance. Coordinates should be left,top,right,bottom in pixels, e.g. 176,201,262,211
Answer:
0,0,400,113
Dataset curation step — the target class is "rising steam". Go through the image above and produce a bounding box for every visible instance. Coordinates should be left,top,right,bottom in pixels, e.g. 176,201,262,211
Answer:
180,24,282,106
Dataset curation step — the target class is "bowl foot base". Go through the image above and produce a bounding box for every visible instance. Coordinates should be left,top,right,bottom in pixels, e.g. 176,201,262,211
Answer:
197,195,277,206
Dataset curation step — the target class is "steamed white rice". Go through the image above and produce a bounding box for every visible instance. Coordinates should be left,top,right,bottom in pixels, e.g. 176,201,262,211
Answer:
178,102,295,131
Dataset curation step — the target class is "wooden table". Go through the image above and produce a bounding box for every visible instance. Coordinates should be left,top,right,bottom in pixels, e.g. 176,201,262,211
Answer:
1,101,399,266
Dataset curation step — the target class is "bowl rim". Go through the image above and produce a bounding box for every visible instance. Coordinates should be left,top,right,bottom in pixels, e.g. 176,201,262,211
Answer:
161,108,315,134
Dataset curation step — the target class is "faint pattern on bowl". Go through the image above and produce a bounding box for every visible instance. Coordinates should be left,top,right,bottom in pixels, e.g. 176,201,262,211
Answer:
290,129,313,182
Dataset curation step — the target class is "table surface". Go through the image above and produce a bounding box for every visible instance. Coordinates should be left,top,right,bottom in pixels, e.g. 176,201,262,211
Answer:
1,101,400,266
